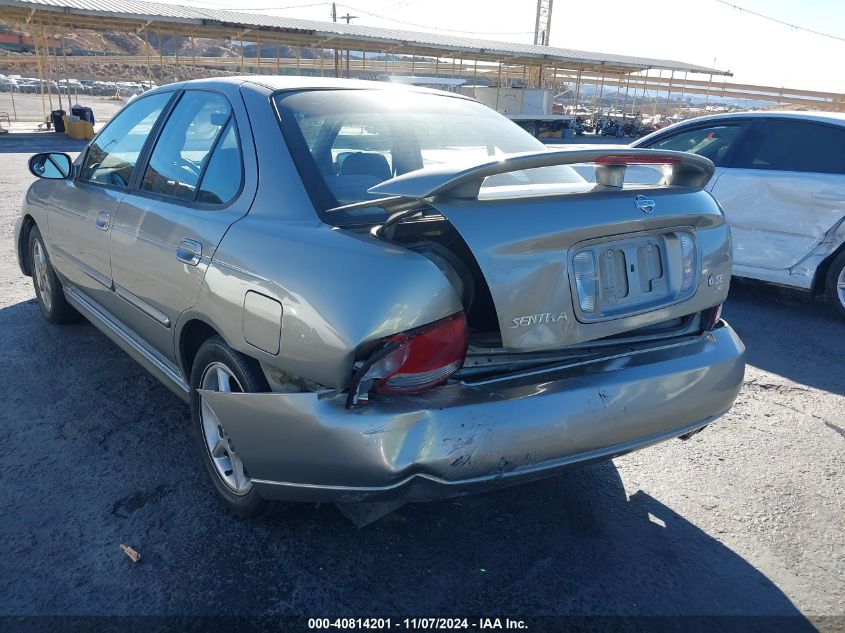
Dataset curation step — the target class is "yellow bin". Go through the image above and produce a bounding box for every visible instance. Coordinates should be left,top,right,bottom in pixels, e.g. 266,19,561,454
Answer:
63,116,95,140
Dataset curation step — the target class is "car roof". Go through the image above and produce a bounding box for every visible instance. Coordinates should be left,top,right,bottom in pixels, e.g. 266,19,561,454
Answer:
144,75,471,100
663,110,845,127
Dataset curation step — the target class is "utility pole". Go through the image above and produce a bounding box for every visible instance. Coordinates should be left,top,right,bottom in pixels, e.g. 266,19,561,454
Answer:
340,12,357,78
533,0,554,46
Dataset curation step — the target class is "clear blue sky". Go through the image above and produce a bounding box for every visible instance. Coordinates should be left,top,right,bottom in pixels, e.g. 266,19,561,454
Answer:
169,0,845,92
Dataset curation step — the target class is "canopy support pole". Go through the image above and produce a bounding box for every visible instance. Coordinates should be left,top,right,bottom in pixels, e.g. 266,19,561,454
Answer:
597,69,605,116
157,25,163,84
573,68,582,110
495,61,502,111
173,25,179,82
144,28,152,85
622,74,631,119
665,69,675,114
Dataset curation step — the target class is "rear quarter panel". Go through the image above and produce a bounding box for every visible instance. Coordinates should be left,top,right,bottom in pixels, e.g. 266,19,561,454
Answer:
184,218,462,388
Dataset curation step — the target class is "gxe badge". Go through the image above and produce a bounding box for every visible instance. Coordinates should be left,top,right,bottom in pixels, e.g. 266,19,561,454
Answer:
635,195,656,214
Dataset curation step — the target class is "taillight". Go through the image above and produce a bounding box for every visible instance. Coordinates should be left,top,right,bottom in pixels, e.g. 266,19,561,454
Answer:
572,251,598,313
595,154,682,165
678,232,697,294
347,313,468,407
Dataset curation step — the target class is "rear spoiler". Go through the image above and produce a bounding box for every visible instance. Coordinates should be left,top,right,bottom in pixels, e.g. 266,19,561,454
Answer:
368,149,714,200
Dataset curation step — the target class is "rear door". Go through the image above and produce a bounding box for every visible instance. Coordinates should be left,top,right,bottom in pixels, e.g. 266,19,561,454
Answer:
710,118,845,270
108,88,257,361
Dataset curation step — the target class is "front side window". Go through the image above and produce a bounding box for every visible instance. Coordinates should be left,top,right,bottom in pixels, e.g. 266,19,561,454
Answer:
646,124,745,167
733,119,845,174
141,91,237,202
79,92,172,187
275,89,587,224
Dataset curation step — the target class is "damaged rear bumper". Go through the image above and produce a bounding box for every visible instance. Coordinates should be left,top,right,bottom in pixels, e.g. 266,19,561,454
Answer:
199,323,745,503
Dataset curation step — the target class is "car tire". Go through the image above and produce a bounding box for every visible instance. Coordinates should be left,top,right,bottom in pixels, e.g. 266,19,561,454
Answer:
28,225,79,324
524,122,539,137
824,250,845,320
190,335,284,518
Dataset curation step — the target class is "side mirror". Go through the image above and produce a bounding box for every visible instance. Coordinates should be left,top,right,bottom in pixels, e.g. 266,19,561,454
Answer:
29,153,72,180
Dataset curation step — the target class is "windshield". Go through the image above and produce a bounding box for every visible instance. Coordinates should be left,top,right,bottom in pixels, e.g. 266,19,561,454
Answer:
274,88,586,224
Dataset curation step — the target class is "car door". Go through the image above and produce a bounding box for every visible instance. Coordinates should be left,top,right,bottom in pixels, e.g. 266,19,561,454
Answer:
637,119,751,187
108,88,257,362
46,92,173,305
710,118,845,271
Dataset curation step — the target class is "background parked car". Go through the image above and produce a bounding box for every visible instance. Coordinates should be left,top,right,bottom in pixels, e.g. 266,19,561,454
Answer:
631,112,845,319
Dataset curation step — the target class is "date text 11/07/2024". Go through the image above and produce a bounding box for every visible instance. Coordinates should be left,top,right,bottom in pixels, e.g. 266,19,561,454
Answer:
307,618,529,630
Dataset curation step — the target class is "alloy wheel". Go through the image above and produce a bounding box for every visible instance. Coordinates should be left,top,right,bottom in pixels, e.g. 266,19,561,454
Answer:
837,265,845,309
199,362,253,495
31,239,52,312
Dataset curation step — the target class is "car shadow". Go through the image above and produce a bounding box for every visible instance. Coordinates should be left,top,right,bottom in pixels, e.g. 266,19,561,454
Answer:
0,298,815,625
724,277,845,396
255,469,813,626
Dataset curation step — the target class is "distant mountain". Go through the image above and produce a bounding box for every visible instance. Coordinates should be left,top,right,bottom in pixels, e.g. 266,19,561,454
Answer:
0,23,327,59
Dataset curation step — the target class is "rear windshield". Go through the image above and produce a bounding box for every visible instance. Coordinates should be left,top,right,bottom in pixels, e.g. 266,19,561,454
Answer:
274,89,586,224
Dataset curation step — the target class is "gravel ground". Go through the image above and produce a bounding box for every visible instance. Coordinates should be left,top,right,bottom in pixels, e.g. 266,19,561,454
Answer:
0,135,843,630
0,92,127,124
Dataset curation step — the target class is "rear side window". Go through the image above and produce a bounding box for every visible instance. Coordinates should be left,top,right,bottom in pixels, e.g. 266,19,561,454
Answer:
79,92,172,187
196,122,243,205
646,124,744,167
141,91,242,203
733,120,845,174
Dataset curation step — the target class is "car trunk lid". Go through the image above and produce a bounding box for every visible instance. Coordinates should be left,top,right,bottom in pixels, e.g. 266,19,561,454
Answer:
370,149,731,351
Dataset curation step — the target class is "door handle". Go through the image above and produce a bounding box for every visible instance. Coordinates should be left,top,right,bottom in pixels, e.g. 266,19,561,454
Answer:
95,210,111,231
813,191,845,202
176,239,203,266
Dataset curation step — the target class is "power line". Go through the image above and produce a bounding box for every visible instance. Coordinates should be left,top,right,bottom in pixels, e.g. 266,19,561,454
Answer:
714,0,845,44
340,5,534,35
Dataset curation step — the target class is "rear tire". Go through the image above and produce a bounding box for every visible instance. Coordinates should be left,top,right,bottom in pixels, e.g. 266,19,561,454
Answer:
824,250,845,320
190,335,283,518
28,225,78,324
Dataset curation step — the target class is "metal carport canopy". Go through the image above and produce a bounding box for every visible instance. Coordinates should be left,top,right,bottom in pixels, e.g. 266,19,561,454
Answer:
0,0,732,76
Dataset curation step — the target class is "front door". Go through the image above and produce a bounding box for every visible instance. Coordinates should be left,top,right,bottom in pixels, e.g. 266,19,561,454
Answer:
47,92,173,306
109,89,256,362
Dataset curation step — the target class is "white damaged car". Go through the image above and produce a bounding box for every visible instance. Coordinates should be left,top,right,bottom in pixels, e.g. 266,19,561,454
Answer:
634,111,845,319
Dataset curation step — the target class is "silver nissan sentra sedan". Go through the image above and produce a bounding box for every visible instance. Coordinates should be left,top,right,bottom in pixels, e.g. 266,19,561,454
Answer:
15,77,745,521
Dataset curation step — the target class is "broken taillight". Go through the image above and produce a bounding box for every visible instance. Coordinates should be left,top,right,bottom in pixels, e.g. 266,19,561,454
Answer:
347,313,468,407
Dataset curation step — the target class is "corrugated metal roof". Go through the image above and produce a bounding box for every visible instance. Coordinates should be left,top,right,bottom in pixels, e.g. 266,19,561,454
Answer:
0,0,732,75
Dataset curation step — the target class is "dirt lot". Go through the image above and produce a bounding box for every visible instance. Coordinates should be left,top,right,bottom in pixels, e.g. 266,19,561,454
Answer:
0,134,843,629
0,92,127,124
